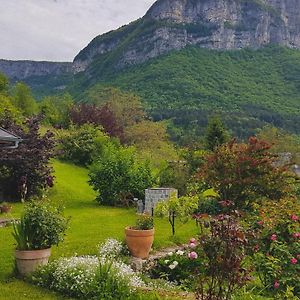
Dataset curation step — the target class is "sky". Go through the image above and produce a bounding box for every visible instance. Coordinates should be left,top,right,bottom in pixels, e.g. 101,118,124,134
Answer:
0,0,155,62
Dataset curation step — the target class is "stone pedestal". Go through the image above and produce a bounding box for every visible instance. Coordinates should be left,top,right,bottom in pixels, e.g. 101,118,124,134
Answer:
144,188,178,215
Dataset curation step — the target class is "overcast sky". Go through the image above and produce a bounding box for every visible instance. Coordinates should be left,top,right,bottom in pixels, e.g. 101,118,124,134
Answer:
0,0,155,62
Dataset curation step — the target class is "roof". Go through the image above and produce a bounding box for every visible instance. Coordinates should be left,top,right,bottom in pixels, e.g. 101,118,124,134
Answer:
0,128,21,142
0,128,22,148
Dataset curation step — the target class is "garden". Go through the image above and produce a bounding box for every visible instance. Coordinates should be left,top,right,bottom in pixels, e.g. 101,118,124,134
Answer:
0,75,300,299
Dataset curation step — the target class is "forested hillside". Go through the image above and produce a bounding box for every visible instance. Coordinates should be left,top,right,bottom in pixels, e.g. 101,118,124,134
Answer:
74,46,300,140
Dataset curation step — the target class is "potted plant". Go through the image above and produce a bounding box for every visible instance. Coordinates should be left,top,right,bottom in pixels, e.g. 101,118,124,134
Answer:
0,202,12,214
125,214,154,259
13,201,68,276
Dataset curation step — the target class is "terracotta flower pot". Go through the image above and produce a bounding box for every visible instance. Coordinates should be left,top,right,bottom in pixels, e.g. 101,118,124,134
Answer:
125,227,154,259
15,248,51,276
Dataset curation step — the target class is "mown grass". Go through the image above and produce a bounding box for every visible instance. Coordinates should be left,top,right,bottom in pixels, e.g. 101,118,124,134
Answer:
0,160,198,300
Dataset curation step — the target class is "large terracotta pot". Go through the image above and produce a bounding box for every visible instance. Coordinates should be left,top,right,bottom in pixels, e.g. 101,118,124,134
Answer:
15,248,51,276
125,227,154,259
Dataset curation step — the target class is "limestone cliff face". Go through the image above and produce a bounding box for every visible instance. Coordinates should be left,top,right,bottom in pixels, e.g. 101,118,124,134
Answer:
74,0,300,73
0,59,73,80
146,0,300,48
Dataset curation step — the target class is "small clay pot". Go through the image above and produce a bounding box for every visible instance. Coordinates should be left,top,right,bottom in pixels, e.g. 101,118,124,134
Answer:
125,227,154,259
15,248,51,276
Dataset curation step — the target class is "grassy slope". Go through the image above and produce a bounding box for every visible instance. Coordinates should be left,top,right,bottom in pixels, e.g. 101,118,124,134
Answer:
83,46,300,138
0,160,198,300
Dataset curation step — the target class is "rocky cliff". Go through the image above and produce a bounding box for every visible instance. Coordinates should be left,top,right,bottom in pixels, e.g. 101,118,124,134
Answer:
0,59,73,81
73,0,300,73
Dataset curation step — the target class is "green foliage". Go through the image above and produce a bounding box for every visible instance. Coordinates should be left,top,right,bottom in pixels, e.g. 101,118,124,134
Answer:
12,82,37,117
125,120,179,171
205,116,230,151
0,72,9,94
0,95,22,123
155,193,199,235
57,124,113,166
198,137,297,210
195,215,252,300
82,46,300,141
134,214,154,230
89,147,154,206
257,126,300,164
13,201,68,250
39,93,73,127
148,247,202,289
159,162,190,196
251,197,300,296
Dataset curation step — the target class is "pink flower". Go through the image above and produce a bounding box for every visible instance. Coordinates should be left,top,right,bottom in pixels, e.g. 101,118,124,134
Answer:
190,238,196,244
293,233,300,239
189,242,196,249
274,281,280,289
257,221,263,226
188,252,198,260
291,258,298,265
253,245,260,252
291,215,299,221
270,234,277,241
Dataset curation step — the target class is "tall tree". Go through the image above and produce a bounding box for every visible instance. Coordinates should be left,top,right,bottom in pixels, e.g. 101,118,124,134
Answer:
0,73,9,94
205,116,229,151
12,82,37,117
39,93,73,127
88,86,145,128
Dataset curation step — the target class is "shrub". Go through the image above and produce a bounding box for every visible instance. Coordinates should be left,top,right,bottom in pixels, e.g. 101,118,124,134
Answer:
159,162,190,196
57,124,113,166
197,137,297,211
194,214,252,300
147,245,202,289
39,94,73,128
0,116,55,201
13,201,68,250
89,147,154,206
69,103,124,140
252,197,300,296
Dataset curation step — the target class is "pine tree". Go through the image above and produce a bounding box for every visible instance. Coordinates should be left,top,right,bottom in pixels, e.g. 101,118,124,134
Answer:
205,116,229,151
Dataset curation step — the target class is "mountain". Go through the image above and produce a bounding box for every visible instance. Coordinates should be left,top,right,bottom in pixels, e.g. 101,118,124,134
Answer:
73,0,300,75
1,0,300,139
3,0,300,81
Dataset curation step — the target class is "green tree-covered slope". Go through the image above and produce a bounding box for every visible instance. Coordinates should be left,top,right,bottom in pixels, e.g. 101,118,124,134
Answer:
78,46,300,139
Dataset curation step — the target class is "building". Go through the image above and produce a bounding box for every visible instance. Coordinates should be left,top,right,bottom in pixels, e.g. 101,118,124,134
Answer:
0,128,22,149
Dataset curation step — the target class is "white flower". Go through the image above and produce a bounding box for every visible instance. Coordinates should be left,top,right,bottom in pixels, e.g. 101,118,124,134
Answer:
167,252,174,256
164,260,170,264
176,250,184,256
172,261,178,267
169,264,177,270
98,238,123,259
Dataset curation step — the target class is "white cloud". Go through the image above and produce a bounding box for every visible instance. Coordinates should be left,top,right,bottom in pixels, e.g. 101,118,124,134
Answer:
0,0,155,61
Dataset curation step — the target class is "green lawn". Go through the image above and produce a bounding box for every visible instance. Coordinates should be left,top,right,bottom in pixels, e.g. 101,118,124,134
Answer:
0,160,198,300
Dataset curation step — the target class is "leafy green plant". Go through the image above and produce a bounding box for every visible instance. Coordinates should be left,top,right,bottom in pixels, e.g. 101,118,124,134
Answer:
89,146,154,206
198,137,297,211
13,201,68,250
134,214,154,230
195,214,252,300
251,198,300,296
155,193,198,235
57,123,113,166
147,245,202,289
